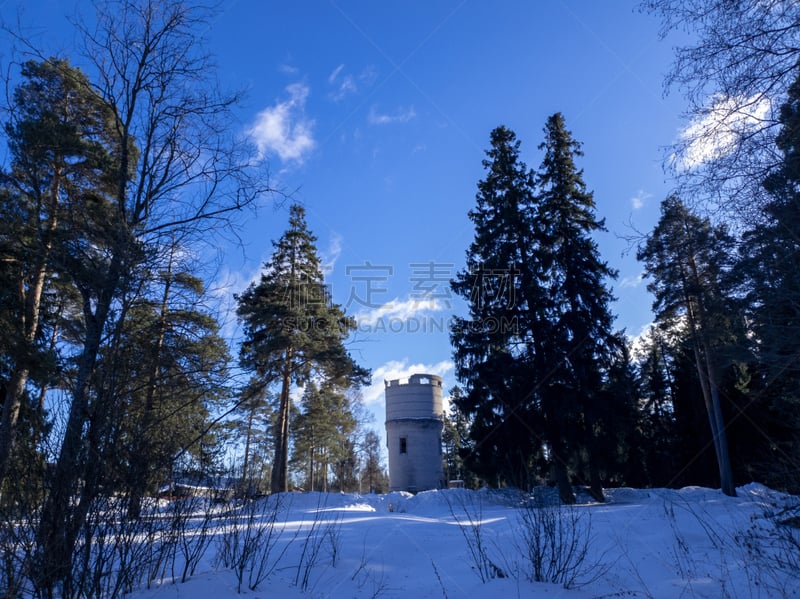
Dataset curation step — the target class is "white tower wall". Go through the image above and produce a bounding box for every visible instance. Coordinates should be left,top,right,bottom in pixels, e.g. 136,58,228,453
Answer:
384,374,444,492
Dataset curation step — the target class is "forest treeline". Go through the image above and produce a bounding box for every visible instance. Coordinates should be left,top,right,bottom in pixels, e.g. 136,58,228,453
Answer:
448,108,799,501
444,0,800,501
0,0,799,596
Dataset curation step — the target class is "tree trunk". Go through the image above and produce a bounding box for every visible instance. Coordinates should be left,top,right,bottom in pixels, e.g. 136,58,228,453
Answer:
682,255,736,498
34,252,124,595
270,350,293,494
584,404,606,502
0,171,60,485
308,438,315,492
35,317,101,594
241,407,254,494
688,254,735,498
322,448,328,493
553,458,574,505
704,353,736,497
551,437,575,504
0,367,31,485
572,353,605,503
128,259,173,519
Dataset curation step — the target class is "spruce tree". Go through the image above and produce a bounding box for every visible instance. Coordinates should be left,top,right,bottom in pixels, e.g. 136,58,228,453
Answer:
596,334,643,488
452,118,618,501
441,387,478,488
741,66,800,492
636,328,681,487
237,204,369,493
532,113,618,502
450,126,545,489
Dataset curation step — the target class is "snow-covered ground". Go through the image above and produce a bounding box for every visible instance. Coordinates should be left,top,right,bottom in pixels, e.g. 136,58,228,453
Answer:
129,484,799,598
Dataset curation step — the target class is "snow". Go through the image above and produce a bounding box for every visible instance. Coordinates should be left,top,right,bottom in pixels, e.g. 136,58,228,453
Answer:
128,484,800,598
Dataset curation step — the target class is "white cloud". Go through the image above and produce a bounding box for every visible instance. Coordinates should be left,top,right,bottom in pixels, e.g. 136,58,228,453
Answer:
358,65,378,87
354,296,447,328
619,272,645,289
328,63,358,101
677,94,771,170
328,64,345,84
321,232,343,275
207,263,265,342
362,358,454,406
248,82,315,164
368,105,417,125
630,189,651,211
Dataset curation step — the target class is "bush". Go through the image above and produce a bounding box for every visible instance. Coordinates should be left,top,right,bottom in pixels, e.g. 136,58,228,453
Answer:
215,495,292,593
512,488,602,588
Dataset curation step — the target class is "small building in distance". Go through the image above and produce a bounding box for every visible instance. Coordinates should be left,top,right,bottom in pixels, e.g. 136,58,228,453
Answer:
384,373,444,492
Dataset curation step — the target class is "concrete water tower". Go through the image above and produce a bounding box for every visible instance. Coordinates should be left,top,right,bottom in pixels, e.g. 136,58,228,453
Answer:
384,373,444,492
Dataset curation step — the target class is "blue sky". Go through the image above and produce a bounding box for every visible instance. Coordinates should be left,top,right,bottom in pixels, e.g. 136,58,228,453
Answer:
3,1,694,435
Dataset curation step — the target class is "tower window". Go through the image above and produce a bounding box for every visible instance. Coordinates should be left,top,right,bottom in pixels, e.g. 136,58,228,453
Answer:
399,437,407,454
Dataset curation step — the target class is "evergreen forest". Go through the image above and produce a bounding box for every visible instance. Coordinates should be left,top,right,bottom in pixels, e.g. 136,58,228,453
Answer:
0,0,798,597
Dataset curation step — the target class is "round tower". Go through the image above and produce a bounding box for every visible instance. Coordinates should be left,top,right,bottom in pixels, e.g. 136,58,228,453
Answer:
384,373,444,492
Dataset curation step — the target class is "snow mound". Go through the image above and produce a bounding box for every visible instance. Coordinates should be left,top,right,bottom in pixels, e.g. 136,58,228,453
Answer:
375,487,524,516
260,483,798,519
603,486,653,504
357,491,413,512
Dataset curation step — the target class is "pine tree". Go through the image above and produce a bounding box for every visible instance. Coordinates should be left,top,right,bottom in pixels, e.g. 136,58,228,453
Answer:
290,381,357,492
637,196,739,496
233,377,274,495
16,4,269,591
670,335,723,486
0,59,118,486
112,262,231,518
237,204,369,494
533,113,618,503
361,430,388,494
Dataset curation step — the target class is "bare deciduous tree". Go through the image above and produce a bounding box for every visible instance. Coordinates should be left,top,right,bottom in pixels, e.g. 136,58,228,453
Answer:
643,0,800,220
11,1,272,594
